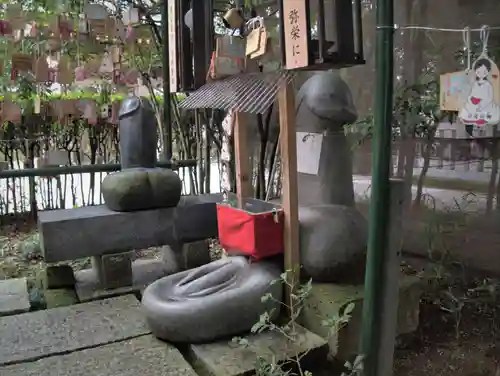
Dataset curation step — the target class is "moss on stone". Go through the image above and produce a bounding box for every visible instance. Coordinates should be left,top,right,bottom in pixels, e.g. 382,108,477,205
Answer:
44,288,79,309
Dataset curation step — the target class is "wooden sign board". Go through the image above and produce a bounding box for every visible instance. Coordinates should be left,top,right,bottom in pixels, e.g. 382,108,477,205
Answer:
281,0,310,69
168,0,178,93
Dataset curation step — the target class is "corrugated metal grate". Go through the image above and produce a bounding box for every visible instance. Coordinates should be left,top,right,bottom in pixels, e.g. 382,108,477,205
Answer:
178,70,296,114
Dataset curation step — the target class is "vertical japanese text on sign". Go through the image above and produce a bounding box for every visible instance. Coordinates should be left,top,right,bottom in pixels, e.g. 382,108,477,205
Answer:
282,0,308,69
289,8,300,57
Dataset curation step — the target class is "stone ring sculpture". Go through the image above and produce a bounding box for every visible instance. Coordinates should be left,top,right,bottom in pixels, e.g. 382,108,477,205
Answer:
141,256,282,343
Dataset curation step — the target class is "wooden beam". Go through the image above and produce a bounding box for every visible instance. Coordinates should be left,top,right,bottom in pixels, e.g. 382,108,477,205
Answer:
278,80,300,309
233,111,253,207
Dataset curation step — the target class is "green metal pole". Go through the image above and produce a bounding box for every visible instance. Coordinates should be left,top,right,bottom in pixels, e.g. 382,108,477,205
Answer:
359,0,395,374
162,0,173,161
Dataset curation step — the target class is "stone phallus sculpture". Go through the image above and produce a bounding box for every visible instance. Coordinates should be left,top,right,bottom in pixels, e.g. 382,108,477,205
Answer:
140,72,367,344
101,96,182,211
296,71,368,282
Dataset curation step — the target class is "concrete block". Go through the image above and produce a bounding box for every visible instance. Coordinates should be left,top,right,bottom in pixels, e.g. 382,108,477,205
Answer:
75,258,172,302
190,324,327,376
92,252,133,289
0,295,150,366
300,275,422,361
41,265,75,289
0,278,30,317
44,288,79,309
0,335,197,376
175,197,220,243
163,240,211,271
39,194,221,263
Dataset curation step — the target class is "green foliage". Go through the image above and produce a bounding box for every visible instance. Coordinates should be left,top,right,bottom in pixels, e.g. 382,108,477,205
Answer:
350,36,500,144
347,68,442,145
233,270,359,376
18,232,41,261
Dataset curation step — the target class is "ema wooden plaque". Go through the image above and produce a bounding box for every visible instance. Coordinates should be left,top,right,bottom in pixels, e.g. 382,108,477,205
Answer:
282,0,309,69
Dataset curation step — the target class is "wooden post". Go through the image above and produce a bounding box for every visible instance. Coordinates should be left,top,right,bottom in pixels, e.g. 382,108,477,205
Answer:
233,111,252,207
278,81,300,309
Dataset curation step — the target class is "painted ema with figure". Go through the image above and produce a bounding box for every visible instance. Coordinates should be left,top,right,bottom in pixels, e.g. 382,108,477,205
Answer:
459,57,500,126
451,26,500,127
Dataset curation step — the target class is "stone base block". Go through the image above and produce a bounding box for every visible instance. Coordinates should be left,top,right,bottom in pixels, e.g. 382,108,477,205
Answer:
0,278,30,317
41,265,76,289
39,194,221,263
162,240,211,272
0,335,197,376
92,252,133,290
300,275,422,361
189,324,327,376
75,258,175,302
44,288,79,309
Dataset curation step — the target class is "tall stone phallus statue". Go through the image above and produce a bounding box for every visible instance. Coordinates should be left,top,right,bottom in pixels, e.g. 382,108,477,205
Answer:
101,95,182,211
296,71,368,282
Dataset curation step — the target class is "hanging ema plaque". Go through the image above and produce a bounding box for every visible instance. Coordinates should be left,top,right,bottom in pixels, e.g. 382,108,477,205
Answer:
457,26,500,126
440,71,470,112
458,56,500,126
281,0,310,69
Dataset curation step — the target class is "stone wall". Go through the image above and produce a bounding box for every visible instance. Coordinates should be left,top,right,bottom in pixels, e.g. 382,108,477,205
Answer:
357,202,500,276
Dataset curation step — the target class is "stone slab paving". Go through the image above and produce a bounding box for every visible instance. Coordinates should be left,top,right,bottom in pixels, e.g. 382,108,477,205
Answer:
0,278,30,317
0,335,197,376
190,324,327,376
0,294,150,366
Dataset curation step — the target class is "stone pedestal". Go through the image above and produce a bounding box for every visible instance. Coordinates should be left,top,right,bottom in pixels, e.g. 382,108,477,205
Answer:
92,252,133,290
44,289,79,309
42,265,76,289
162,240,211,271
300,276,423,361
189,324,327,376
39,195,220,263
75,258,175,302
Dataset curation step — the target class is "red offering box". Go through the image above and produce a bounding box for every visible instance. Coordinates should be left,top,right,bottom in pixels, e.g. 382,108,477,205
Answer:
217,197,284,260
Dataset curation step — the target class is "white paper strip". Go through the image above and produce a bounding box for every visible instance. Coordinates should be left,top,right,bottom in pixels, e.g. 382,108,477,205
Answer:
296,132,322,175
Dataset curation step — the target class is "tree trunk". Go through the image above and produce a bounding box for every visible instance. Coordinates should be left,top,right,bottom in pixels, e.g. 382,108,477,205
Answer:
414,127,437,206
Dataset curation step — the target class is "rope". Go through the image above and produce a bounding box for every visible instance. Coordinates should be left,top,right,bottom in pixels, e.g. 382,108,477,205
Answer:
376,25,500,32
